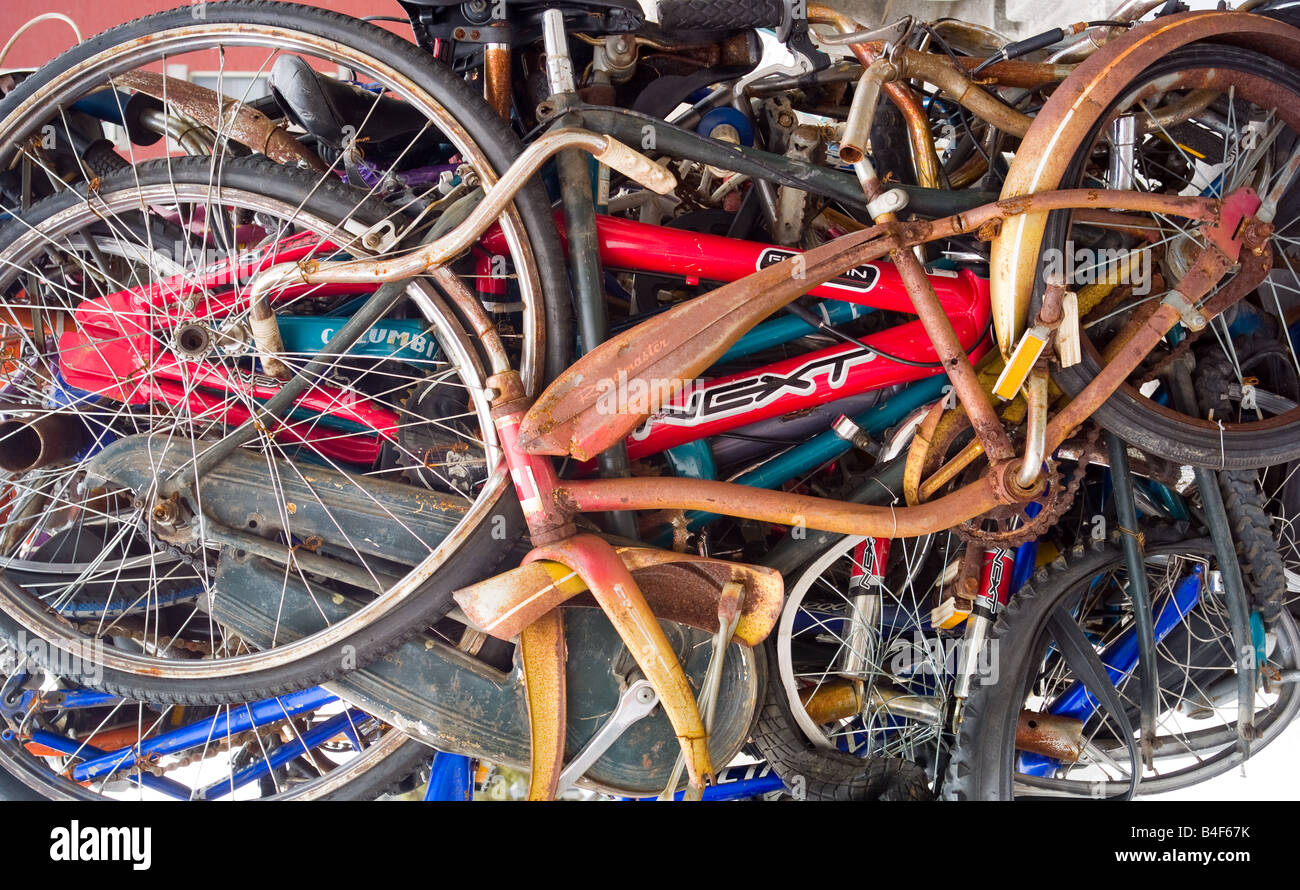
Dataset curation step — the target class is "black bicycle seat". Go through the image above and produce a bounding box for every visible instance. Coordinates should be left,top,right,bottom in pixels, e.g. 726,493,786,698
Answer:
400,0,644,44
268,55,435,152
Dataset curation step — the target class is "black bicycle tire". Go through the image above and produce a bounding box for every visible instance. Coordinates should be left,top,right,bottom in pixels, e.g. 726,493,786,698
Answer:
944,538,1300,799
749,642,934,801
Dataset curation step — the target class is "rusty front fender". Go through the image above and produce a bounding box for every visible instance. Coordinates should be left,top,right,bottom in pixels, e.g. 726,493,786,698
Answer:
989,10,1300,356
454,543,784,646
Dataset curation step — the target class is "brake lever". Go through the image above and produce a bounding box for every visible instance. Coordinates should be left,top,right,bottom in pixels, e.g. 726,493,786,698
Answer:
733,3,830,97
813,16,914,47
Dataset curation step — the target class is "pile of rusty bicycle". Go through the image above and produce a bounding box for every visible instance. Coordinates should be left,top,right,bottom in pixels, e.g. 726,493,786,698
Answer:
0,0,1297,801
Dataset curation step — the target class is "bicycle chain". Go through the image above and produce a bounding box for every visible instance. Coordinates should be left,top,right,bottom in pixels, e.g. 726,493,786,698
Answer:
133,512,216,582
129,726,265,778
135,714,379,779
1135,329,1202,386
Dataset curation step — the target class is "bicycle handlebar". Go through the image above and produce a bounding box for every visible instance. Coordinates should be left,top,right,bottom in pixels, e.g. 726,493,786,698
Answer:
244,128,675,376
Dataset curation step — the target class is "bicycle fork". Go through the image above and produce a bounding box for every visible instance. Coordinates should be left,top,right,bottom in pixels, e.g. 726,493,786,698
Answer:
485,369,719,796
839,537,889,702
950,543,1015,725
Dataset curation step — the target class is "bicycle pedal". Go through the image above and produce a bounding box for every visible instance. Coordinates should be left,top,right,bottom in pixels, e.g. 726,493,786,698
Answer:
992,325,1050,400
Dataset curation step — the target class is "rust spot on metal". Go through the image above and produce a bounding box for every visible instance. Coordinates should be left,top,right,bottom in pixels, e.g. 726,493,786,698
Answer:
483,43,513,120
1016,710,1085,762
113,70,328,172
801,679,861,725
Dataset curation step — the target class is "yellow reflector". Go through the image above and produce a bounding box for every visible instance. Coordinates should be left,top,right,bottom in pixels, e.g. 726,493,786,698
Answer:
931,597,971,630
992,326,1048,401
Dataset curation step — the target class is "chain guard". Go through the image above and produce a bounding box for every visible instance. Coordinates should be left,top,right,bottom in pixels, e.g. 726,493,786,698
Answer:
216,550,763,796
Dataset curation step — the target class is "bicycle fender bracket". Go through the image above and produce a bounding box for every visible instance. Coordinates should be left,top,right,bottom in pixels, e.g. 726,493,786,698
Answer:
1161,289,1207,332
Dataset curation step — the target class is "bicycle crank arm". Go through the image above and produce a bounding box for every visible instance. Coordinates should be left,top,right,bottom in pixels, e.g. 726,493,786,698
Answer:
556,679,659,795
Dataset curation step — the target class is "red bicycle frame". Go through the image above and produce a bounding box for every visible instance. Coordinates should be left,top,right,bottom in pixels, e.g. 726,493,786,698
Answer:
483,215,989,460
58,215,987,467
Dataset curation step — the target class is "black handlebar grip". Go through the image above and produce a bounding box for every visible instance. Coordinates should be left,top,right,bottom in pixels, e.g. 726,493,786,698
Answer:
657,0,787,32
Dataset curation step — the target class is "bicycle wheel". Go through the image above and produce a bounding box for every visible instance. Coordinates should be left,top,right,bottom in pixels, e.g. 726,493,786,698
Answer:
1252,463,1300,620
749,531,942,800
0,0,569,387
0,155,517,701
1043,42,1300,469
0,639,430,800
944,539,1300,799
1196,353,1300,620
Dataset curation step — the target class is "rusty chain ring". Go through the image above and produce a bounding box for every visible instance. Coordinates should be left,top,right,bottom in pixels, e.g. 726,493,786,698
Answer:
906,393,1097,547
954,424,1100,547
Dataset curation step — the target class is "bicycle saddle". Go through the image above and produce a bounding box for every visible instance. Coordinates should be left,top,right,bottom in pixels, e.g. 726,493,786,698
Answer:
268,56,433,151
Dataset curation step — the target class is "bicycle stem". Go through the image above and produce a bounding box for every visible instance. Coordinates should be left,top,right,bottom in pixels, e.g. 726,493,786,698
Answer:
808,4,943,189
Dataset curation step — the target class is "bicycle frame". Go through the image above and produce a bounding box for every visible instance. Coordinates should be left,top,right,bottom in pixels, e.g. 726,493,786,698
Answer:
494,185,1233,529
228,121,1256,790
